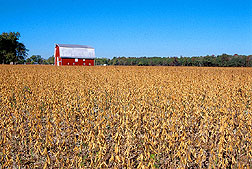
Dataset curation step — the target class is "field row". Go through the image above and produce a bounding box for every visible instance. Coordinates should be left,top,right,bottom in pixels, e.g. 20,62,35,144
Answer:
0,66,251,168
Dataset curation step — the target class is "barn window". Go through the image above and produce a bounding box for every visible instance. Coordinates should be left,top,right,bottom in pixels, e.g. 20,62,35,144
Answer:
83,63,85,65
68,63,69,65
89,63,91,66
83,59,85,61
75,58,78,62
73,63,75,65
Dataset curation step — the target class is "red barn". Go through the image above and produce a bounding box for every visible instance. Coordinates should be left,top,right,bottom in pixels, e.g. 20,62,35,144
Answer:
54,44,95,66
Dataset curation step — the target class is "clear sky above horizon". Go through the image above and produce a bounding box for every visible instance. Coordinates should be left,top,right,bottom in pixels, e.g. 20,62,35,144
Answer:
1,0,252,59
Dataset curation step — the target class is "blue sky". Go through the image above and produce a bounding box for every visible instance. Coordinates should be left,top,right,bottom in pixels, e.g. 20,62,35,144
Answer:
1,0,252,59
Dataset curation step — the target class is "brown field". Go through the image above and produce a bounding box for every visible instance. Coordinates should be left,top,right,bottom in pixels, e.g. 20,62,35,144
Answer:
0,65,251,168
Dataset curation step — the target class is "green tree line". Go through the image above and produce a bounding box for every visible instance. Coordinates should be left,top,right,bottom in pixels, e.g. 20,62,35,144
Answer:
25,55,54,65
96,54,252,67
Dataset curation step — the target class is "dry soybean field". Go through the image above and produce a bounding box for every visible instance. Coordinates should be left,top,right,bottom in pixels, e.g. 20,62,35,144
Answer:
0,65,252,168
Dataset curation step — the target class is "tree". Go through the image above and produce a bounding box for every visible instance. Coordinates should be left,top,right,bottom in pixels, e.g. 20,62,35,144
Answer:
47,56,55,65
0,32,28,64
202,55,216,66
217,53,231,67
26,57,32,63
27,55,43,64
16,42,28,64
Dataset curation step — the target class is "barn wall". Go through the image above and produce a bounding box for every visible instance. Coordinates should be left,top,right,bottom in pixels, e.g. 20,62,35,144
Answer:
62,58,94,66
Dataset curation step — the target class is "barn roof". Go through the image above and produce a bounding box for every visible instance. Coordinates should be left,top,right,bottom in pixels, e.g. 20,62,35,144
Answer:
56,44,94,49
56,44,95,59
